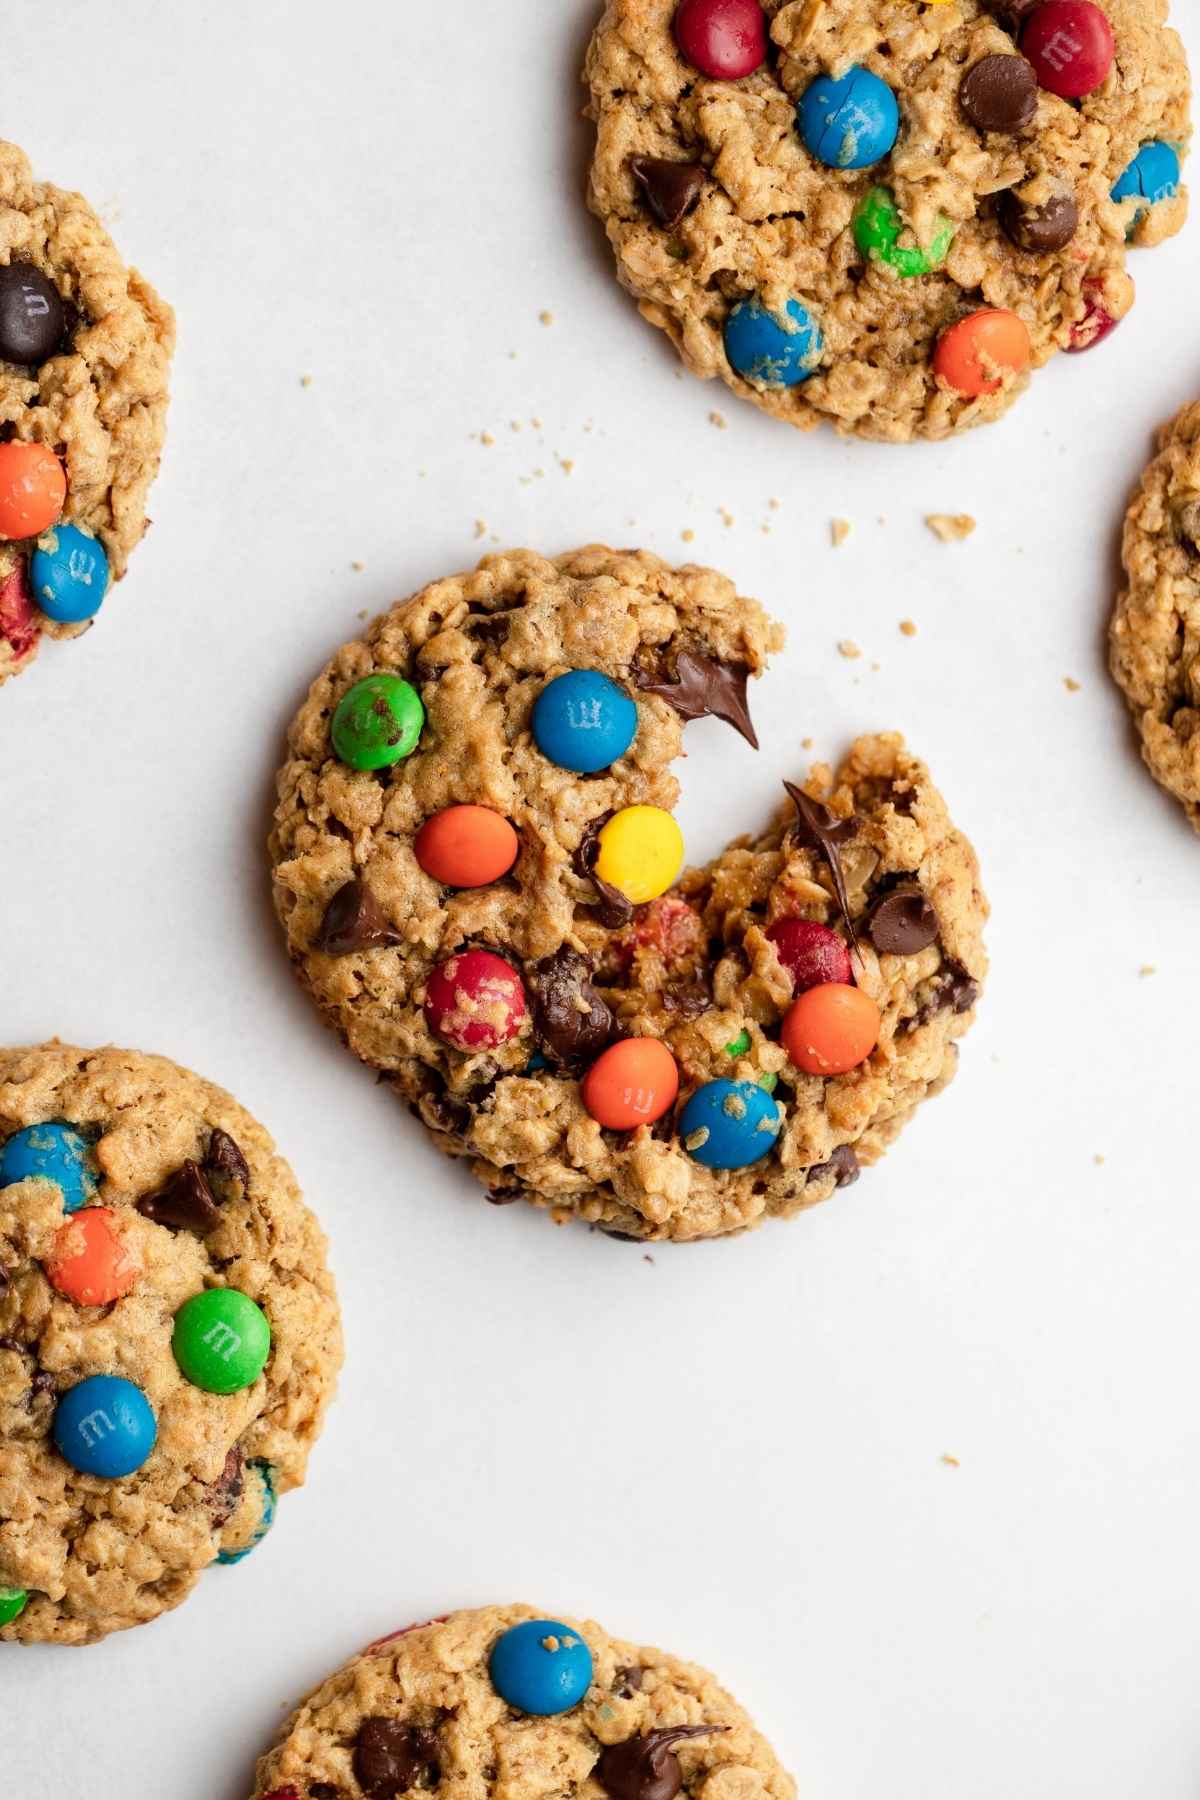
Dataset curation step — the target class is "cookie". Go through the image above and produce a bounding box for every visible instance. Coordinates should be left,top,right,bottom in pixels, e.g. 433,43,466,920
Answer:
1110,400,1200,828
270,546,988,1243
0,1042,342,1644
584,0,1190,442
0,140,174,685
249,1603,795,1800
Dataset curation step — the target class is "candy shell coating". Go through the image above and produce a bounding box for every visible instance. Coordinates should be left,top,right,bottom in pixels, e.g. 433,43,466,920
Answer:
798,65,899,169
853,187,954,277
933,309,1030,397
0,1586,28,1626
783,983,880,1075
424,949,527,1051
47,1207,140,1307
217,1460,277,1565
0,1121,96,1214
673,0,768,80
724,297,823,386
172,1288,271,1394
53,1374,157,1478
332,673,424,771
31,524,109,623
679,1078,782,1168
532,670,638,773
415,805,519,888
581,1038,679,1129
595,806,684,904
489,1618,594,1715
0,442,65,540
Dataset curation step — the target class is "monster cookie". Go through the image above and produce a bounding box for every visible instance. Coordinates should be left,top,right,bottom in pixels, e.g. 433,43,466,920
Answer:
1110,400,1200,828
584,0,1190,442
270,547,987,1243
249,1604,795,1800
0,1043,342,1643
0,140,174,685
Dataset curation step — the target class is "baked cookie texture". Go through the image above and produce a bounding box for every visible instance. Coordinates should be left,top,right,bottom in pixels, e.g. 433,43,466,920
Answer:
270,547,988,1243
0,1043,342,1644
0,139,174,684
584,0,1190,442
1111,400,1200,828
250,1604,795,1800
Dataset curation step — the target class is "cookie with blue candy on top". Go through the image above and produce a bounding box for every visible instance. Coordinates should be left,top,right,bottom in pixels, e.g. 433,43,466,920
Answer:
270,546,988,1242
0,1042,341,1643
584,0,1189,441
249,1604,795,1800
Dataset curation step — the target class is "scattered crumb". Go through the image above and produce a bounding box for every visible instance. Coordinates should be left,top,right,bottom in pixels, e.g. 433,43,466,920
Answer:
870,660,881,672
356,609,369,622
1063,676,1081,693
539,310,554,326
769,497,780,511
709,410,727,430
801,736,813,750
941,1453,961,1469
925,512,977,543
531,417,544,430
718,506,735,528
643,1254,655,1265
831,518,851,547
837,639,862,660
1093,1154,1105,1166
350,560,365,573
511,420,523,433
1139,964,1156,977
899,619,918,637
474,520,487,540
299,374,312,389
681,529,695,543
480,431,495,448
760,524,771,535
558,456,575,476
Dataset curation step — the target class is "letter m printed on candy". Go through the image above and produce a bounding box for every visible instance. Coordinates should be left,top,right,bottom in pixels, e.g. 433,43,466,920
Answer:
203,1319,242,1361
1040,25,1083,70
78,1408,114,1449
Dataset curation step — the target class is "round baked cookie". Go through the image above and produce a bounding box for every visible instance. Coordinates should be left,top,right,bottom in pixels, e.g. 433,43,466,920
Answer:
0,139,174,685
270,546,988,1243
584,0,1190,442
1110,400,1200,829
250,1604,795,1800
0,1042,342,1644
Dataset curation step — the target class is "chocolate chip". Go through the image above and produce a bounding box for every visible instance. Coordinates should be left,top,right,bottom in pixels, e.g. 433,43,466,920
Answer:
997,187,1079,253
353,1719,439,1798
573,814,635,928
903,959,980,1032
960,54,1038,133
470,612,512,646
629,156,706,229
310,1786,344,1800
662,974,711,1020
485,1186,521,1206
635,652,759,748
423,1088,472,1138
980,0,1042,28
597,1727,726,1800
0,261,66,365
314,878,401,956
807,1143,860,1189
867,883,939,955
784,783,860,950
616,1665,644,1695
137,1159,221,1234
205,1128,249,1186
529,943,615,1068
206,1447,245,1525
0,1264,8,1296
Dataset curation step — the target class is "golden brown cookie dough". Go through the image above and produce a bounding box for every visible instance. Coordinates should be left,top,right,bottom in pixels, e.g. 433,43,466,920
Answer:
0,1042,342,1644
250,1604,795,1800
270,547,988,1243
584,0,1190,442
1111,399,1200,828
0,140,174,685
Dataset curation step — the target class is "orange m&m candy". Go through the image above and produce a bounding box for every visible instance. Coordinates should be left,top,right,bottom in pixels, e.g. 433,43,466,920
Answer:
0,441,66,540
46,1207,140,1307
414,804,519,888
581,1037,679,1130
932,308,1031,398
782,984,880,1077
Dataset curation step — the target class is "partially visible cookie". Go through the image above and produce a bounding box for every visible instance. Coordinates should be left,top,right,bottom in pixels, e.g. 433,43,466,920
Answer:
1110,400,1200,829
0,140,174,685
0,1042,342,1644
585,0,1190,442
250,1604,796,1800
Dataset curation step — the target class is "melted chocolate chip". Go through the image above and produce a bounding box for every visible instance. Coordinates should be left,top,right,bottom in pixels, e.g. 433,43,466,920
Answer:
206,1447,245,1525
353,1719,440,1798
529,943,616,1067
0,261,66,365
662,974,711,1020
485,1186,521,1206
470,613,512,647
205,1128,249,1186
959,53,1038,133
616,1665,644,1696
903,960,980,1032
573,815,635,928
783,783,860,949
136,1160,221,1234
997,187,1079,253
635,652,759,748
597,1727,726,1800
314,879,402,956
867,883,939,956
629,156,706,229
807,1144,860,1189
424,1089,472,1138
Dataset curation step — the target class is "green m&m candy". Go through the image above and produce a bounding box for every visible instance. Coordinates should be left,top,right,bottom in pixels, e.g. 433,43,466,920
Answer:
172,1288,271,1394
724,1028,778,1091
0,1586,28,1626
853,187,954,279
331,673,424,771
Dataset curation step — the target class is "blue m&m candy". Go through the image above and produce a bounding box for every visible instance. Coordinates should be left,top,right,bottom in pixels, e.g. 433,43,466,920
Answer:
217,1460,277,1565
798,65,899,169
1111,141,1181,230
490,1618,594,1715
30,523,110,624
0,1122,96,1213
53,1374,157,1478
724,297,823,387
532,670,638,773
679,1077,782,1169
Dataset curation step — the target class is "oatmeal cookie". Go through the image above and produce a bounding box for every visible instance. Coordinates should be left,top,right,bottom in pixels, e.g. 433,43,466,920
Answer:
584,0,1189,441
270,547,988,1243
0,1042,342,1644
0,139,174,685
1110,399,1200,828
249,1604,795,1800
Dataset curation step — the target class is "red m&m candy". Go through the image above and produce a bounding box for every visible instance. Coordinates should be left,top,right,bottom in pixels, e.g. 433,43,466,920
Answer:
766,918,853,992
674,0,767,80
0,558,39,661
1021,2,1114,100
46,1207,140,1307
414,805,519,888
933,308,1031,397
0,442,65,540
424,949,526,1050
1066,276,1121,352
581,1038,680,1130
782,984,880,1077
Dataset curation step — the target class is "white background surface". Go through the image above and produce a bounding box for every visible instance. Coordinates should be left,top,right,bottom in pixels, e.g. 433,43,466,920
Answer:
3,2,1200,1795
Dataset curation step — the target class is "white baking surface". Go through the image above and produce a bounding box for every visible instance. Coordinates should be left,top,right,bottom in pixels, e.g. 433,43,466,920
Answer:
3,1,1200,1794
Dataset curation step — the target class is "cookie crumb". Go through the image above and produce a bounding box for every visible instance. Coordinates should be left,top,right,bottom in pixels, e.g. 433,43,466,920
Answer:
769,497,780,511
801,736,813,750
1138,964,1156,977
837,639,862,660
480,431,495,448
718,507,735,529
899,619,918,637
709,410,727,430
1093,1153,1105,1165
299,374,312,389
681,529,695,543
350,560,365,573
558,456,575,476
474,520,487,540
511,420,523,433
941,1453,961,1468
356,609,369,622
539,310,555,326
830,517,851,547
1063,676,1081,692
925,513,976,543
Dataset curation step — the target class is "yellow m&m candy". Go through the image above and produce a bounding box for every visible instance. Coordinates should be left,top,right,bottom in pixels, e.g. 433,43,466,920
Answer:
595,806,684,904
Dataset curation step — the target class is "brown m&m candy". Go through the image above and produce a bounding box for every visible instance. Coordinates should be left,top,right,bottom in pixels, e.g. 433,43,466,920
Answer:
0,261,65,365
959,54,1038,133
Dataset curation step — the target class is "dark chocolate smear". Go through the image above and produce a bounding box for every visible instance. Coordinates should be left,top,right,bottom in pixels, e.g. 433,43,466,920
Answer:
635,651,759,748
867,883,939,956
629,156,706,229
314,878,402,956
529,943,616,1067
206,1447,245,1525
136,1159,221,1234
597,1726,727,1800
354,1719,440,1798
573,814,635,928
784,783,860,950
807,1144,860,1189
903,960,980,1033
